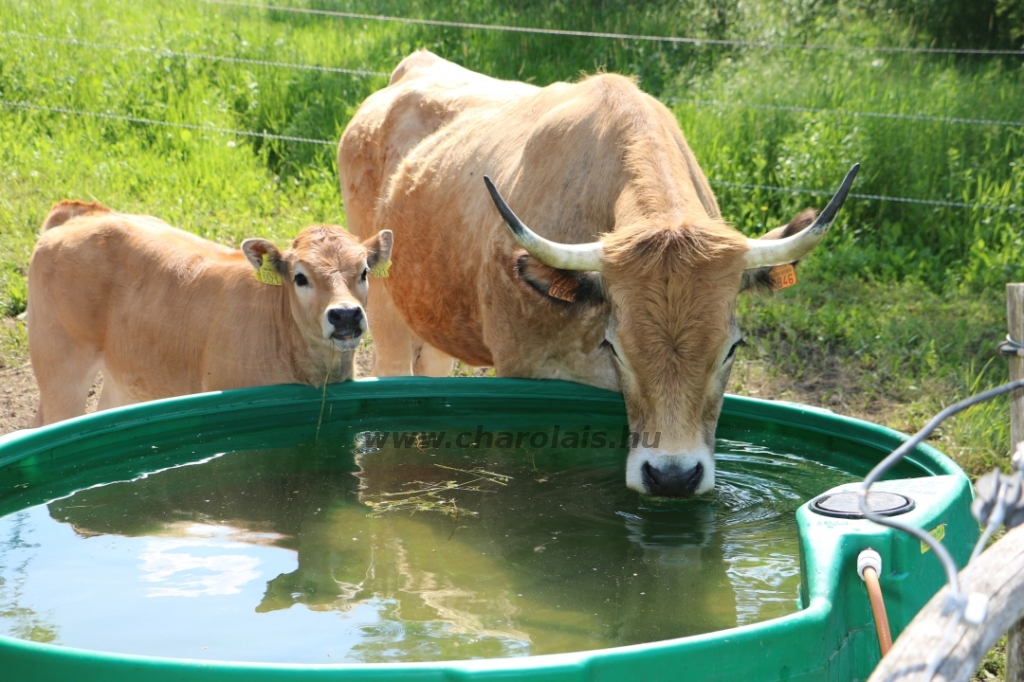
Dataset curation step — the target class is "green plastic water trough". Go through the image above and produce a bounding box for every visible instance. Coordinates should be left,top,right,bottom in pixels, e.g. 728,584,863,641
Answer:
0,378,976,682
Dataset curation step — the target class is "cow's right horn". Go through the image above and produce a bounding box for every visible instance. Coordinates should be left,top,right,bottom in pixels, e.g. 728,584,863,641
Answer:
743,164,860,269
484,176,604,272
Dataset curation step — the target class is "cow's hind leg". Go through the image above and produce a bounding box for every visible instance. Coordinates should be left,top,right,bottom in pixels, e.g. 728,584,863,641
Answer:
366,280,455,377
366,282,420,376
413,343,455,377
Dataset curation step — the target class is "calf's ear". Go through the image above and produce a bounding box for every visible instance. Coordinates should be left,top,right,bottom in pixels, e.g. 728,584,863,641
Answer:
241,238,285,274
363,229,393,269
740,209,817,293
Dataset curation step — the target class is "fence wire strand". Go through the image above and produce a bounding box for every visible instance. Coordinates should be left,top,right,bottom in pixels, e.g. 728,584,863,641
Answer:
0,100,338,147
665,97,1024,129
711,181,1024,214
3,99,1021,214
0,31,389,78
197,0,1024,56
7,31,1022,130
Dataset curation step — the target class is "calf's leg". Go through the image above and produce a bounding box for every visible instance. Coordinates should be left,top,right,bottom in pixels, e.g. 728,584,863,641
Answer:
30,348,100,426
96,370,137,412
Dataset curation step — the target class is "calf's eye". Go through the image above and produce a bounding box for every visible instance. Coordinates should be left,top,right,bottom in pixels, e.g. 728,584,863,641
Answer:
294,273,309,287
361,267,369,282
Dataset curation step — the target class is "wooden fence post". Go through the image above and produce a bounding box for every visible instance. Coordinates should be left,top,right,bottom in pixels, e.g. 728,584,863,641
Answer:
1007,283,1024,682
867,524,1024,682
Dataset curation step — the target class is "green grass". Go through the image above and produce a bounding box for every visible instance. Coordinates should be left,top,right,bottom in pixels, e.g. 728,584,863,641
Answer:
0,0,1021,480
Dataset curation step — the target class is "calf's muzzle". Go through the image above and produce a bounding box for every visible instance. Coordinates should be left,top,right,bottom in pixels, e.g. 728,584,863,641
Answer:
328,306,364,339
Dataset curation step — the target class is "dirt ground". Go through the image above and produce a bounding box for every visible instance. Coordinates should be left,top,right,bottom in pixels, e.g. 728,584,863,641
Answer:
0,324,896,440
0,363,37,435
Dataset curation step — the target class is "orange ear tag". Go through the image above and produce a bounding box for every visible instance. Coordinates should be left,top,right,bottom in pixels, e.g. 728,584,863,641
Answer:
768,264,797,291
547,276,578,302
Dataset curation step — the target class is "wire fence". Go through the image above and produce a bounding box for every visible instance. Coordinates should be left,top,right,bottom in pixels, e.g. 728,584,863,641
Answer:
2,8,1022,215
664,98,1024,129
0,32,390,79
6,31,1022,130
4,99,1022,214
712,181,1024,214
0,101,338,147
197,0,1024,56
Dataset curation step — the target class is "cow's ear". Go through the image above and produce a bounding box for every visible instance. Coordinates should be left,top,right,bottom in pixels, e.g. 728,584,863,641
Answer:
241,238,285,274
515,253,607,306
363,229,393,269
740,209,817,293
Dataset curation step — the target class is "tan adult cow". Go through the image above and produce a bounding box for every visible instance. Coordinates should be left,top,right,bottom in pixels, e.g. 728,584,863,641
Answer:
27,200,392,426
339,50,857,498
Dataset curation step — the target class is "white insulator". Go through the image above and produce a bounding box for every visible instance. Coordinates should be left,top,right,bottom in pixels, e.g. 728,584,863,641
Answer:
1012,441,1024,473
963,592,990,626
858,548,883,581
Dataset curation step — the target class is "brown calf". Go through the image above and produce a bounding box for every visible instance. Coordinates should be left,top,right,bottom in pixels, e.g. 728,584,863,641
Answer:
27,200,391,425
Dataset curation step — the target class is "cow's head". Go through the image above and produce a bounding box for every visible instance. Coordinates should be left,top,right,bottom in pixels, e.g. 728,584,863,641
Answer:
484,165,858,498
242,226,393,352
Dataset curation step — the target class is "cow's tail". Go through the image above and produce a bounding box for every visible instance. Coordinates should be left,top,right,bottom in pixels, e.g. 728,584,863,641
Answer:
41,199,112,233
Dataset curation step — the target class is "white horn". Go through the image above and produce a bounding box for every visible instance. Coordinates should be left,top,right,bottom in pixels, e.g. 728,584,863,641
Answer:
744,164,860,270
484,176,604,272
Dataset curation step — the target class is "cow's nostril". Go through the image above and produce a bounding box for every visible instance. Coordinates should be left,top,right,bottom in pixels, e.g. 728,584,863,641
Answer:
641,461,703,498
682,462,704,495
641,461,663,493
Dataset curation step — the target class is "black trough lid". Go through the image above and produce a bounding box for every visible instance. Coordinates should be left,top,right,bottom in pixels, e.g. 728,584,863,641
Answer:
810,491,915,519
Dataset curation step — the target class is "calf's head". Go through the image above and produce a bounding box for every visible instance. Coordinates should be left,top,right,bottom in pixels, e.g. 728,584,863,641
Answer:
484,165,858,498
242,226,393,352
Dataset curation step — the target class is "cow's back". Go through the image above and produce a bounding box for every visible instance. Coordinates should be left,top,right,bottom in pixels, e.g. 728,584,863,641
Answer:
339,50,537,240
31,213,239,341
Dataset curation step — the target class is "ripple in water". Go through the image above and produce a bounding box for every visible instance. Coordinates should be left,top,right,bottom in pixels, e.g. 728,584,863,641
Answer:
345,622,404,639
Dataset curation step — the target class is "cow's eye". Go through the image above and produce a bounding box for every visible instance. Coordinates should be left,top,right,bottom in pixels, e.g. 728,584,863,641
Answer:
725,339,746,363
361,267,369,282
294,273,309,287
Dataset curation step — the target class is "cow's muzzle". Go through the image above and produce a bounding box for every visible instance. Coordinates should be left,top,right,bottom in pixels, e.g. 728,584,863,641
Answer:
642,461,704,497
627,447,715,498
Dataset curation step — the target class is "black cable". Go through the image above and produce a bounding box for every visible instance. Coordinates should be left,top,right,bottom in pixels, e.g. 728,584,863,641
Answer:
859,377,1024,598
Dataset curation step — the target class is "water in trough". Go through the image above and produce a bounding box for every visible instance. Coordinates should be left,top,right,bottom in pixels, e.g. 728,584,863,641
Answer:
0,423,860,663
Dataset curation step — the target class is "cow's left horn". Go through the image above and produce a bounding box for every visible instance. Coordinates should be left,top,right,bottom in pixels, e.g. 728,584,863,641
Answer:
743,164,860,270
484,176,604,272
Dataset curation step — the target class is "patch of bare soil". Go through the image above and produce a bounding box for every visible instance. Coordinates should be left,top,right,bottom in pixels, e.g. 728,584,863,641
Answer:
1,363,104,436
731,346,931,437
0,364,37,436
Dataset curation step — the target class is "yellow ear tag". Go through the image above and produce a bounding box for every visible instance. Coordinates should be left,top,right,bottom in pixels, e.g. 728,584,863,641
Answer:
768,263,797,291
255,253,282,286
369,259,392,278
